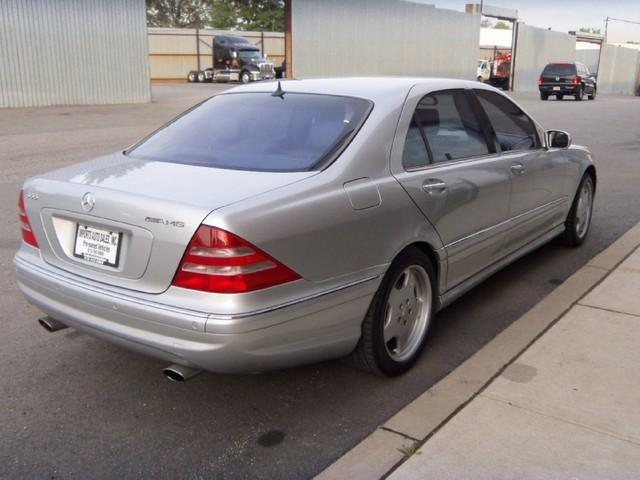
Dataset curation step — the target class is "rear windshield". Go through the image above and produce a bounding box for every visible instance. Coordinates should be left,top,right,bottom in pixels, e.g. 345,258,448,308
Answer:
127,93,372,172
542,63,576,76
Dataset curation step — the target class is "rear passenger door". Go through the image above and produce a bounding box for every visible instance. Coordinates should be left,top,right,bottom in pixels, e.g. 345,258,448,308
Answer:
392,87,514,290
472,89,568,255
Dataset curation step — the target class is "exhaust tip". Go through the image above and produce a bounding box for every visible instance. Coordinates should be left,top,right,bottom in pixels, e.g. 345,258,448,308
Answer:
38,316,68,333
163,364,202,383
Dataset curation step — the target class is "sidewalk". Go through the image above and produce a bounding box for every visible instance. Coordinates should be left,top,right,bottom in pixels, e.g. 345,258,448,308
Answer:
318,224,640,480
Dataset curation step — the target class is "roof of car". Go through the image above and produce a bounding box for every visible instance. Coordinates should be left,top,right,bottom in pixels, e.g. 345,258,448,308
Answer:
223,77,478,103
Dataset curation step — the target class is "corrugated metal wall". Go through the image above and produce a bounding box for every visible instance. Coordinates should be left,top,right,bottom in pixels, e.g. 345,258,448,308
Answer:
598,44,640,95
0,0,150,108
575,49,601,74
148,28,284,81
513,25,576,92
291,0,480,80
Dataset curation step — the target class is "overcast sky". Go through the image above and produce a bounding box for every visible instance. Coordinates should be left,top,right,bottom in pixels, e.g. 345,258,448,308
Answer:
427,1,640,43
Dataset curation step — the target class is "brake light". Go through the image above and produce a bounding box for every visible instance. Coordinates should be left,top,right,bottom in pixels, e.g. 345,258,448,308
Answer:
572,75,582,85
172,225,300,293
538,75,544,85
18,190,38,248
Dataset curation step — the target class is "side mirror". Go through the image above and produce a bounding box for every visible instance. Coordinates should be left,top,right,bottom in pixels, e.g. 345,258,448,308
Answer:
547,130,572,149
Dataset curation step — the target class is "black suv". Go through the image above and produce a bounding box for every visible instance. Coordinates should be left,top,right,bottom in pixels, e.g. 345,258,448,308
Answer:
539,62,597,101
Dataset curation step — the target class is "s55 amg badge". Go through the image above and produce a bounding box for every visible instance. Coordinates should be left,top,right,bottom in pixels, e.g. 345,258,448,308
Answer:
145,217,185,228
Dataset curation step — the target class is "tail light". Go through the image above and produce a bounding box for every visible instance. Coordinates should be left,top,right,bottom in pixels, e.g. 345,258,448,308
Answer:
18,190,38,248
538,75,544,85
572,75,582,85
172,225,300,293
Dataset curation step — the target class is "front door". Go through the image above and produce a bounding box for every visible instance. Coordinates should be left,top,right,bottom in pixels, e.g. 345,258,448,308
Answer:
472,89,568,255
392,87,514,290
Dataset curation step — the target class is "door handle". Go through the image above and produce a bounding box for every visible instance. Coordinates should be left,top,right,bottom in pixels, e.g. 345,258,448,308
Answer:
510,162,526,175
422,179,447,195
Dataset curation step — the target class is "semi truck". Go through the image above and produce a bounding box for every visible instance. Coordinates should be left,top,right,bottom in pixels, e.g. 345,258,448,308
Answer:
187,34,275,84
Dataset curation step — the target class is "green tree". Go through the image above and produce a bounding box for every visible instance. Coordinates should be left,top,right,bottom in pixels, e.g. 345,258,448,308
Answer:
210,0,285,31
494,21,511,30
146,0,211,28
579,27,602,34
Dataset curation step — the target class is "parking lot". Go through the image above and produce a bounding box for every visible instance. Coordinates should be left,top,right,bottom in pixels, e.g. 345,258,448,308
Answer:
1,84,640,479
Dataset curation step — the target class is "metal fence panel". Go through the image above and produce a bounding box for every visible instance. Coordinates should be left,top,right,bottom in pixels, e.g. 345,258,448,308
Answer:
291,0,480,80
514,25,576,92
0,0,151,108
598,44,640,95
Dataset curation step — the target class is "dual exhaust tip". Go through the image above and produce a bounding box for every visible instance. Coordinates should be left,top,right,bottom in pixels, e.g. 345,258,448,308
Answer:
38,317,202,382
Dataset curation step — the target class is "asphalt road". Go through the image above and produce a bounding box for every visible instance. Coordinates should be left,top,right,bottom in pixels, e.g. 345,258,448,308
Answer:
1,84,639,480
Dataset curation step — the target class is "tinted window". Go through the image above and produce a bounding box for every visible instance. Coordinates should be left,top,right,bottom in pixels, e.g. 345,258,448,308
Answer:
542,63,577,76
475,90,539,152
402,117,430,169
128,93,371,172
416,90,489,163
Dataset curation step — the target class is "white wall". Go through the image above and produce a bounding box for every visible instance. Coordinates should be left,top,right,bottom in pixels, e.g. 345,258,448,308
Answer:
0,0,150,108
291,0,480,80
575,48,601,74
513,25,576,92
598,44,640,95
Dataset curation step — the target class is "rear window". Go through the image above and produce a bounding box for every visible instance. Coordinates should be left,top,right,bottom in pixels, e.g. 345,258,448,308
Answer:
127,93,372,172
542,63,576,76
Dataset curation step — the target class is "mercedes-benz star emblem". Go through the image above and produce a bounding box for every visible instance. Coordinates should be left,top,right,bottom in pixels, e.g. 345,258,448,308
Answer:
81,192,95,212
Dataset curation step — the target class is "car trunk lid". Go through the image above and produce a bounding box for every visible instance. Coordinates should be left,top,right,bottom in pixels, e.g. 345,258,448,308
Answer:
24,153,315,294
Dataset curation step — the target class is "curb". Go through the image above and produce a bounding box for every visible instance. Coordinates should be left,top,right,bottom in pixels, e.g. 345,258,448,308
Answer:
316,223,640,480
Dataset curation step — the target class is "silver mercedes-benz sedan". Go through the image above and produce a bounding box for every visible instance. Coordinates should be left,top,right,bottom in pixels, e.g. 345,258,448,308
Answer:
15,78,596,380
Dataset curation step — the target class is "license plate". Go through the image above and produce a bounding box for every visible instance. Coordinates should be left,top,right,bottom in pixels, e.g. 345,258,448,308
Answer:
73,224,122,268
553,86,561,91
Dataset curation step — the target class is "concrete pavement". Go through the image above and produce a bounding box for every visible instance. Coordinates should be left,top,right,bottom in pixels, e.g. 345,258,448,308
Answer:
320,224,640,479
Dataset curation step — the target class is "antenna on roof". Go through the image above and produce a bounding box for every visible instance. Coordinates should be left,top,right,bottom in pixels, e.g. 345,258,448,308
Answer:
271,80,286,99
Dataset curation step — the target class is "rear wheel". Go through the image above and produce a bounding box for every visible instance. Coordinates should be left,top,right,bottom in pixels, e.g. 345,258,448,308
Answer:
187,71,196,83
540,92,549,101
557,94,564,100
197,71,206,83
351,248,435,376
574,87,584,101
558,174,594,247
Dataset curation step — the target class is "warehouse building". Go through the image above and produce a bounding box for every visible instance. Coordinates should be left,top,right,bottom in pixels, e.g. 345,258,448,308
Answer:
0,0,150,108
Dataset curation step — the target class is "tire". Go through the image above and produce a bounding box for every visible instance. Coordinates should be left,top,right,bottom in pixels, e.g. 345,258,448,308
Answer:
557,94,564,100
187,71,196,83
477,76,484,83
240,71,251,84
558,174,595,247
350,247,436,376
540,92,549,101
588,87,596,100
574,87,584,101
197,71,206,83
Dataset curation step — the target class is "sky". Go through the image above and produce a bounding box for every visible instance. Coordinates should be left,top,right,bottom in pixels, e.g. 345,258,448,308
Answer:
424,0,640,43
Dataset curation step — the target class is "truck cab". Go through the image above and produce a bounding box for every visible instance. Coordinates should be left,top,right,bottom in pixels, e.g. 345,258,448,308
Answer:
189,34,276,84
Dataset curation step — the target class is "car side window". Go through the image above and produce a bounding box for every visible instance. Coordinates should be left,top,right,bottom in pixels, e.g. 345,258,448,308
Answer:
402,116,431,169
474,90,540,152
414,90,489,163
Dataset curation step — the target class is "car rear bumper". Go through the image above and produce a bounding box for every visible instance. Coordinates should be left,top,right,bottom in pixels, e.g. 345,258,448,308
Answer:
14,252,378,374
539,85,580,95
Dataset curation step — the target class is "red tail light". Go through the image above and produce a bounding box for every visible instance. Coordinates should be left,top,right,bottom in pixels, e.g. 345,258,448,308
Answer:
538,75,544,85
18,190,39,248
172,225,301,293
572,75,582,85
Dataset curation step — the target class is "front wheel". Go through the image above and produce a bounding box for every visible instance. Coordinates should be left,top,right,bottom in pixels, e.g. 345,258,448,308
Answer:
351,248,435,376
588,87,597,100
558,174,594,247
240,71,251,84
